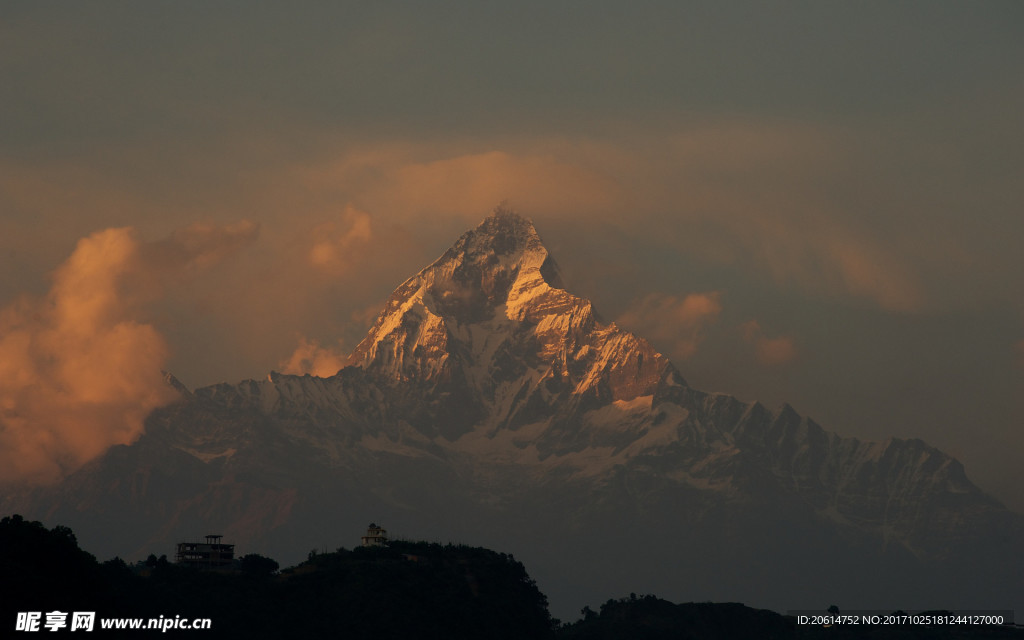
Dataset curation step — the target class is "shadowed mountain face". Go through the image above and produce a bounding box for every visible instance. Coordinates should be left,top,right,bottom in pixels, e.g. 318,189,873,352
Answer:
3,209,1021,620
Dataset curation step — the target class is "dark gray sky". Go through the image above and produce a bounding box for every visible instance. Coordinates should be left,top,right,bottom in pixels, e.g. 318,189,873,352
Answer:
1,2,1022,506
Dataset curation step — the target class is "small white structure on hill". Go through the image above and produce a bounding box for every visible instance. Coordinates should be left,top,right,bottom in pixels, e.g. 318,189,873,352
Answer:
361,523,388,547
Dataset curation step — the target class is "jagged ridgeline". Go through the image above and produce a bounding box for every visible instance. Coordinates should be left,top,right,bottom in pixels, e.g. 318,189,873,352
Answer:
2,208,1021,620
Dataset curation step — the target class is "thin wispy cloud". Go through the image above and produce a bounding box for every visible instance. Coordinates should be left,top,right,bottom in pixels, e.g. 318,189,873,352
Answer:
308,205,374,275
279,335,348,378
741,320,798,367
616,292,722,361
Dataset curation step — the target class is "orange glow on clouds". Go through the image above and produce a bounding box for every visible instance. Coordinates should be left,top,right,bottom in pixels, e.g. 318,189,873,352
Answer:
278,336,348,378
0,222,257,484
290,133,929,314
0,228,173,484
616,292,722,360
300,146,622,224
741,320,798,366
308,205,373,274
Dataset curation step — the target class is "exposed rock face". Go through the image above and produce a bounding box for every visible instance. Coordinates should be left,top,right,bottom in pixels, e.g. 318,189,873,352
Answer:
3,209,1021,619
345,209,671,439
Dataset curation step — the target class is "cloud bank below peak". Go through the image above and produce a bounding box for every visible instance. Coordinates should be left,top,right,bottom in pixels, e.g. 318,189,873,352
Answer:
0,222,257,485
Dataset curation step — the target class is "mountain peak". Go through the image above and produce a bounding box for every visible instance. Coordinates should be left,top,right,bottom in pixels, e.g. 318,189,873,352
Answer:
436,205,562,290
478,204,537,238
465,205,543,256
345,209,673,433
345,207,568,379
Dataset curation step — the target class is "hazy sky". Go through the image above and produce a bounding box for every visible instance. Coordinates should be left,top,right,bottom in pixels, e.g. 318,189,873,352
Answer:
1,2,1022,505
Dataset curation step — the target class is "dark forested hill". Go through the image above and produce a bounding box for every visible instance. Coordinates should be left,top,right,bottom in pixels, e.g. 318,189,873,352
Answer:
4,515,1021,639
1,515,554,639
560,595,1024,640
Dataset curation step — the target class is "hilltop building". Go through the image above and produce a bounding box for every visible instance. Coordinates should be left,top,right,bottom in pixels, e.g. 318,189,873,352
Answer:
175,534,235,569
361,523,387,547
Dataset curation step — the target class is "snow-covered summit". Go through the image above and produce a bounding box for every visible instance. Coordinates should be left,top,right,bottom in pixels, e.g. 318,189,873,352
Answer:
344,208,675,436
346,208,561,367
